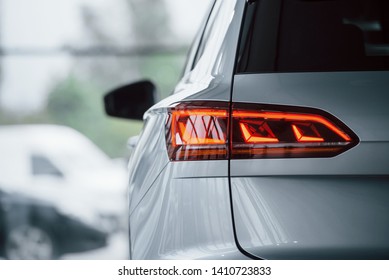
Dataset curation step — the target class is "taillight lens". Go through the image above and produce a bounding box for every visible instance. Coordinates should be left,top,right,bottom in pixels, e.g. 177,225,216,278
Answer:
231,106,357,159
166,103,229,161
166,102,358,161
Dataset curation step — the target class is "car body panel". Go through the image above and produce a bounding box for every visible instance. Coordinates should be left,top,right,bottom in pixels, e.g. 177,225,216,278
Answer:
128,111,170,214
231,176,389,259
130,170,238,259
230,142,389,177
148,0,243,109
230,72,389,259
127,0,246,259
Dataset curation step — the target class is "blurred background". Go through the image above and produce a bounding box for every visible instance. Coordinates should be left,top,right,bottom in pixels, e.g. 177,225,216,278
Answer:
0,0,211,259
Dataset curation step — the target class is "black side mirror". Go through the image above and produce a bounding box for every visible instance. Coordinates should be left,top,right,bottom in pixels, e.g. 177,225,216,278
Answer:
104,80,156,120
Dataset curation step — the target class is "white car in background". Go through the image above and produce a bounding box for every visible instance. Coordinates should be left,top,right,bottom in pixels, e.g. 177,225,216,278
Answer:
0,125,128,233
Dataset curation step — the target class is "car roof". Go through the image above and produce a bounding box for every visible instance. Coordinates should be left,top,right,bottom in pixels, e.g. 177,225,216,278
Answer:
0,124,107,159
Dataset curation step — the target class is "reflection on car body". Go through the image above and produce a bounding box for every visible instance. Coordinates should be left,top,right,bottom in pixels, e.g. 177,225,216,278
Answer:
105,0,389,259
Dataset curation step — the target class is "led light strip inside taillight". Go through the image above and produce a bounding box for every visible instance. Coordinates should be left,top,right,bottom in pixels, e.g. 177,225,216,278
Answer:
231,109,356,159
166,103,358,161
166,105,229,161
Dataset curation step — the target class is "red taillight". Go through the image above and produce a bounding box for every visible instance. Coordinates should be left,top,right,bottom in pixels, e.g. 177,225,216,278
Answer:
166,104,229,161
231,108,356,159
166,103,358,161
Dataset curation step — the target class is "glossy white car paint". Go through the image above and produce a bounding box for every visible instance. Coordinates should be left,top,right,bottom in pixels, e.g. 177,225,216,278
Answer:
109,0,389,259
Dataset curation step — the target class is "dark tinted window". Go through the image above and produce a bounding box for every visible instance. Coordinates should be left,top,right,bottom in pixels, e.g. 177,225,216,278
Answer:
31,155,63,177
237,0,389,73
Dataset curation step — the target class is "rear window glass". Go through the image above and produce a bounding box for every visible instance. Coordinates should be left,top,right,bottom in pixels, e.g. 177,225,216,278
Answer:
237,0,389,73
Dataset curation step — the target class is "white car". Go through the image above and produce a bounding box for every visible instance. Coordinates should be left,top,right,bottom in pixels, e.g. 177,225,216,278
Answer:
0,125,128,233
105,0,389,259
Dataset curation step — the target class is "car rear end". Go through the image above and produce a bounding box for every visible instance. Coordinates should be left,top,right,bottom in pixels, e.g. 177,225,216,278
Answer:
122,0,389,259
229,0,389,259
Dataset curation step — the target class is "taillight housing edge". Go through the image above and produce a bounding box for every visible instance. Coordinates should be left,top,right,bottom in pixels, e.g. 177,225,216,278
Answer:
165,102,359,161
